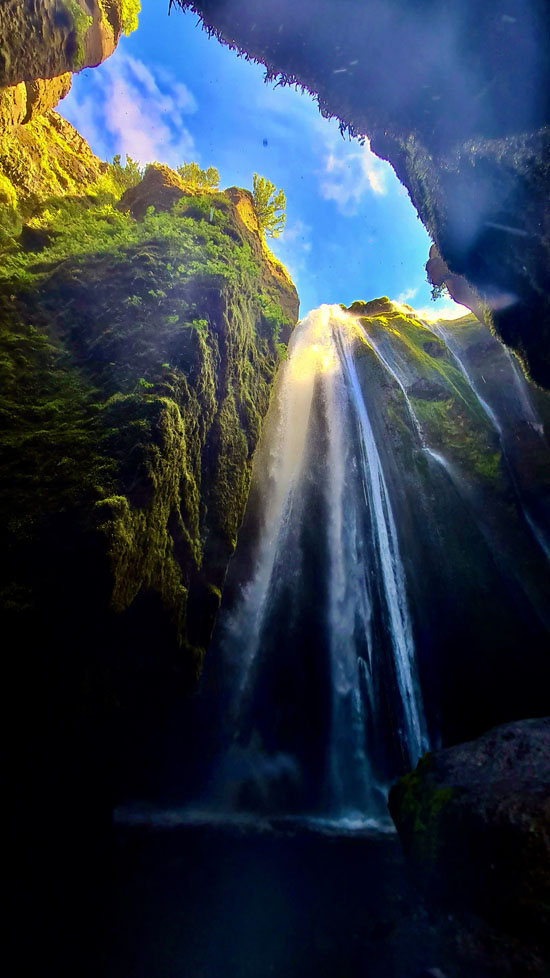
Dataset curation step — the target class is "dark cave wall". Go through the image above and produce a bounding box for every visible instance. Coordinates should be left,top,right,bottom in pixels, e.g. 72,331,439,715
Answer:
177,0,550,387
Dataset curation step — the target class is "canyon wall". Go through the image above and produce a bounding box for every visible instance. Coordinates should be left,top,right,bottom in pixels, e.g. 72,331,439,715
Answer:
0,107,297,807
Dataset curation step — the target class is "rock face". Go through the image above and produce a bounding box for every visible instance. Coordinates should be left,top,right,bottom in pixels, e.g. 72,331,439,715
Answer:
177,0,550,386
337,303,550,748
118,163,195,219
1,123,297,802
389,719,550,944
0,74,73,135
0,109,106,210
425,244,486,325
0,0,136,88
0,0,140,149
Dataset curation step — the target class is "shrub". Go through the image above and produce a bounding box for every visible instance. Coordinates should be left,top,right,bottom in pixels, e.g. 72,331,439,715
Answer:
252,174,286,238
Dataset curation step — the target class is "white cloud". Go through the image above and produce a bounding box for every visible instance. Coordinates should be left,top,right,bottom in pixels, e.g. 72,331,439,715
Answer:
253,81,389,216
397,286,419,304
59,49,197,167
282,218,312,249
271,218,313,293
410,301,471,322
318,136,388,214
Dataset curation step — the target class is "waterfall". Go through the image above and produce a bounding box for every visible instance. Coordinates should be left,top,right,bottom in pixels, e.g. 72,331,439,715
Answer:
212,305,428,821
424,318,550,563
116,299,550,840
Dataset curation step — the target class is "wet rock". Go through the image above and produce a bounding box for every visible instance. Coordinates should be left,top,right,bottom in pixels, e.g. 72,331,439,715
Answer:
407,377,448,401
422,340,446,359
389,718,550,942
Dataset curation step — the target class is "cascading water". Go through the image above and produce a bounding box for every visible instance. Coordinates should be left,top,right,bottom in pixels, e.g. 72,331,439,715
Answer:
424,317,550,562
122,298,550,833
210,305,428,821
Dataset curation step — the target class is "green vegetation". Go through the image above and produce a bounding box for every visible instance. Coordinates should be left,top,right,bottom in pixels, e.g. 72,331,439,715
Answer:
66,0,93,69
430,282,448,301
252,173,286,238
107,154,144,193
391,755,455,864
118,0,141,34
177,162,220,190
0,159,296,667
257,293,292,353
355,308,502,486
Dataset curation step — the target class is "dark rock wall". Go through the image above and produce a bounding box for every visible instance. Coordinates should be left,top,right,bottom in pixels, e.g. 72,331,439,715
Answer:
177,0,550,386
389,719,550,946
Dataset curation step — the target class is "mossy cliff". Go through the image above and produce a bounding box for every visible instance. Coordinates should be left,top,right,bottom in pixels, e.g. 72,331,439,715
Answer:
341,299,550,746
176,0,550,387
1,119,298,804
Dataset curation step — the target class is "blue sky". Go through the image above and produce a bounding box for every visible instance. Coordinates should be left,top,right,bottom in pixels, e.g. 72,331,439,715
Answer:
59,1,465,320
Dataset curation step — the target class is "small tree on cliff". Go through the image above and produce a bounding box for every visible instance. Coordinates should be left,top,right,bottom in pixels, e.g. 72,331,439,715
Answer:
177,162,220,190
108,154,143,193
252,173,286,238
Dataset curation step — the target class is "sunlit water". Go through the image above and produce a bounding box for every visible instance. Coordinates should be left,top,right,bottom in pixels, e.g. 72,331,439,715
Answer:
207,305,429,822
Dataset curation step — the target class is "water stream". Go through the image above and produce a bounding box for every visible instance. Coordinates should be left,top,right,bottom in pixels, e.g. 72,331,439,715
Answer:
210,306,429,821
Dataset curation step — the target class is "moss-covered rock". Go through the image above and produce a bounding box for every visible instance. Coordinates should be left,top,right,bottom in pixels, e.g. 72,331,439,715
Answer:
0,109,107,214
389,719,550,944
343,299,550,746
0,117,298,799
0,0,139,88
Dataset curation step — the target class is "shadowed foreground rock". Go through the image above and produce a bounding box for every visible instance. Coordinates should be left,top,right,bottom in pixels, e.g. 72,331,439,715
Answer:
389,718,550,944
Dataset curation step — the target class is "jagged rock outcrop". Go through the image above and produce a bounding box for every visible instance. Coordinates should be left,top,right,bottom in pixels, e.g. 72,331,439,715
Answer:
0,0,140,150
118,163,196,219
0,109,106,210
425,244,486,325
389,719,550,945
118,170,299,333
0,74,72,134
176,0,550,386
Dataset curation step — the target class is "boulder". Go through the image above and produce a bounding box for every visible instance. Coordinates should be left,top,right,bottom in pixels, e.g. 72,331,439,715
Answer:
389,718,550,943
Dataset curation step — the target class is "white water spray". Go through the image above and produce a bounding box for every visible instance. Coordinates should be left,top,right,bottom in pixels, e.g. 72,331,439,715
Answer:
219,305,428,817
